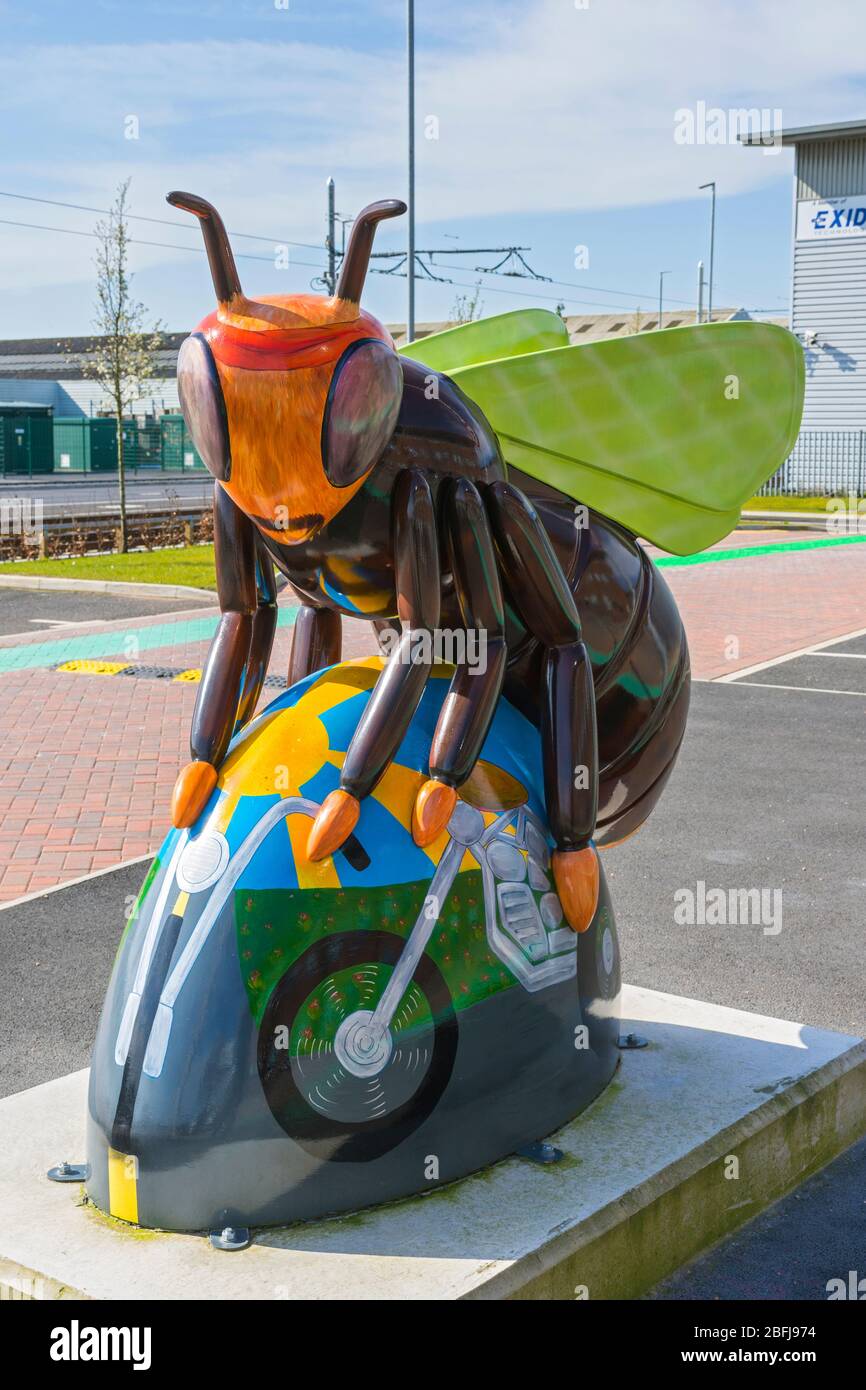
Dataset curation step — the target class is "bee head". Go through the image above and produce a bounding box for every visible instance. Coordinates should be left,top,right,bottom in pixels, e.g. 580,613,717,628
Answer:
168,191,406,543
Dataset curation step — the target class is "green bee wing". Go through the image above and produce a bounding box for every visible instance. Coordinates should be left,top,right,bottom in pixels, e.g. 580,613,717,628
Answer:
399,308,569,372
402,317,804,556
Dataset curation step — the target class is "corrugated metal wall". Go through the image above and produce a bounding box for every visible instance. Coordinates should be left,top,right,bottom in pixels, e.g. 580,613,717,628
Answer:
0,377,180,417
793,238,866,426
797,138,866,198
787,138,866,488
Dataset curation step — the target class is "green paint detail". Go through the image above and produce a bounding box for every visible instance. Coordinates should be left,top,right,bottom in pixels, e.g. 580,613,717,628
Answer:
235,871,515,1024
654,531,866,567
292,962,433,1056
410,317,804,557
114,855,160,961
400,308,569,372
0,605,297,673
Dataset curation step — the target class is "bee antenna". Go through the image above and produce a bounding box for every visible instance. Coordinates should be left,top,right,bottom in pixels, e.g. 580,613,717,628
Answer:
337,199,406,305
166,191,242,305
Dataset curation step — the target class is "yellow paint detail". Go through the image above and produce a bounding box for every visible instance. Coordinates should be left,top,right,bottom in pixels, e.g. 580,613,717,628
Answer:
286,813,340,889
459,760,528,812
172,890,190,916
55,660,130,676
173,669,202,683
107,1148,139,1224
216,703,331,829
302,659,382,716
318,558,392,615
213,661,385,831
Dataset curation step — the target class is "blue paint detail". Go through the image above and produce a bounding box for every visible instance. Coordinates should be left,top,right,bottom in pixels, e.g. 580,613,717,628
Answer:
317,688,377,754
298,760,341,807
224,793,281,859
338,795,436,889
319,574,364,613
235,811,299,891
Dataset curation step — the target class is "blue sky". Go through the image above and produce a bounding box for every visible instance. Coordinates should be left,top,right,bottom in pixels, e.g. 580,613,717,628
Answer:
1,0,865,338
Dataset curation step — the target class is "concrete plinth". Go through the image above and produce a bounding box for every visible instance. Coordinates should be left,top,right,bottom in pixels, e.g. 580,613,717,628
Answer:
1,984,864,1301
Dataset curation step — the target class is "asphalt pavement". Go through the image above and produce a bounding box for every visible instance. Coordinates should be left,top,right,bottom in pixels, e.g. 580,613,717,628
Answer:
606,676,866,1037
0,473,212,517
0,586,211,636
647,1131,866,1300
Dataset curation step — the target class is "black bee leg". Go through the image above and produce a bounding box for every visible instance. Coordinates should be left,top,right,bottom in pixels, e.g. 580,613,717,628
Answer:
173,483,260,827
373,617,402,655
308,470,440,861
412,477,507,847
486,480,599,933
234,537,278,731
287,604,342,685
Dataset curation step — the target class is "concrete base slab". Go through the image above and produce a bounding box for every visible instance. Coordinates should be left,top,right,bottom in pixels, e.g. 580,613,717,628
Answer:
1,984,864,1301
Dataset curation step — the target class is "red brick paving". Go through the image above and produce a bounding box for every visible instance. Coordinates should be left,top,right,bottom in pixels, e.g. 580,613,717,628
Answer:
0,528,863,901
650,532,866,679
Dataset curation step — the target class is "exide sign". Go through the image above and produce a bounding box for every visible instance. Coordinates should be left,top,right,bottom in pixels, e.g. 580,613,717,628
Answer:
797,195,866,241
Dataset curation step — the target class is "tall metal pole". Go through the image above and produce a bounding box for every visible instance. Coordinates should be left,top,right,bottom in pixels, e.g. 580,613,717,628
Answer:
699,180,716,322
407,0,416,343
658,270,669,329
696,259,704,324
326,176,336,296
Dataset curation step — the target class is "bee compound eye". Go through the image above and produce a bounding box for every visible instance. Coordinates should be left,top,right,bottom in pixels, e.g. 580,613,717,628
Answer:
322,340,402,488
176,333,231,481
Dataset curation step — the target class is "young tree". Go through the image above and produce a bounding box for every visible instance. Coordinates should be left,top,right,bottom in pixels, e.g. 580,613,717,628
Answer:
79,179,163,552
449,278,484,326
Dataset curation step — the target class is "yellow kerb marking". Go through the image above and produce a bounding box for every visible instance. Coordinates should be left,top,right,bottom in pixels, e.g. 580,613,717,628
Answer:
55,660,130,676
107,1148,139,1224
173,669,202,683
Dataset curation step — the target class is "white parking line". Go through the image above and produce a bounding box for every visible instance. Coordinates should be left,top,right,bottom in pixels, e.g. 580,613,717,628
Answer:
814,651,866,659
725,680,866,698
715,624,866,683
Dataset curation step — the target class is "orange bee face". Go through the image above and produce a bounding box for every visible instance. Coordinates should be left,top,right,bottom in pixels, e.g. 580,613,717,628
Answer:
171,194,406,544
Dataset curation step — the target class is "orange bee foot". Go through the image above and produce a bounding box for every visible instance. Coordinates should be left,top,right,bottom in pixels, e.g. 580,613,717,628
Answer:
552,846,599,934
412,779,458,847
171,760,218,829
307,789,360,862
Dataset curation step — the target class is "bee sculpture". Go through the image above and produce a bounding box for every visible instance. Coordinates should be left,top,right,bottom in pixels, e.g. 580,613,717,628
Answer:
168,191,804,934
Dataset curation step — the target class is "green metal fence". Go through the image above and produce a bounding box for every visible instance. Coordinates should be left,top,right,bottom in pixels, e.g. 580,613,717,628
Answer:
52,414,205,473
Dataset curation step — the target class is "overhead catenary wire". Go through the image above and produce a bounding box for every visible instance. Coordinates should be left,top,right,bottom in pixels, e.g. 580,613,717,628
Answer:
0,191,783,317
0,188,705,308
0,213,710,314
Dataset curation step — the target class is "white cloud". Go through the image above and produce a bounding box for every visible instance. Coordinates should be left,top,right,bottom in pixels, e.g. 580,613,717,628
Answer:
1,0,865,310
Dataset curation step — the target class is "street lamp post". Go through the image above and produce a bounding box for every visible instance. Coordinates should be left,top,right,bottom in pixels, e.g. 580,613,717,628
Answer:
326,177,336,297
699,180,716,322
407,0,416,343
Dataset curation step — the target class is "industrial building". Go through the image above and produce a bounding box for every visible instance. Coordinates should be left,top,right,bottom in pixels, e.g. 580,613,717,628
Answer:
743,118,866,494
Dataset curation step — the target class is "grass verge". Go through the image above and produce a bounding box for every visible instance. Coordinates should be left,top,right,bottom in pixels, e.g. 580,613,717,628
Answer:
0,545,216,590
743,495,835,513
